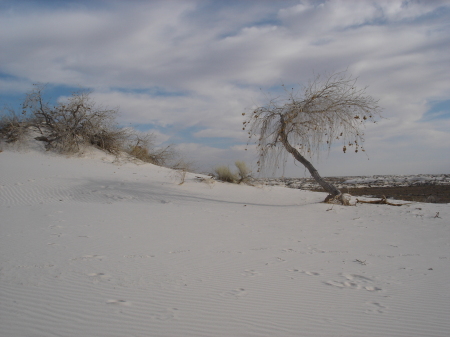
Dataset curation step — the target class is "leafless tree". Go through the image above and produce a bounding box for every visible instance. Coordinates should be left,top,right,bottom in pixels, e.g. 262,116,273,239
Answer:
244,71,382,204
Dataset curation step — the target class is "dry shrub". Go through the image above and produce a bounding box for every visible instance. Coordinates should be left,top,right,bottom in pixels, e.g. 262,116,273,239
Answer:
235,161,252,183
214,161,252,184
1,85,189,169
1,84,129,154
0,109,31,144
214,165,238,183
126,134,176,166
129,144,151,160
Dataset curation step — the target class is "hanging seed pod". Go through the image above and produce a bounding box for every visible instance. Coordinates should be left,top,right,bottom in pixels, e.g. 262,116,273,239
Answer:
343,146,347,153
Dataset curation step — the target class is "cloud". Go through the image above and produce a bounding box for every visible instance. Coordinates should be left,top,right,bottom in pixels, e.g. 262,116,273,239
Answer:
0,0,449,176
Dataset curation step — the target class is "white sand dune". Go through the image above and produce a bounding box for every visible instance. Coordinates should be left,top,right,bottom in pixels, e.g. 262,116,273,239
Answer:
1,149,449,337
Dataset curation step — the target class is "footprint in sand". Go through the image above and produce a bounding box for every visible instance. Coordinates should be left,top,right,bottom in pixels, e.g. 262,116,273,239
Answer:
72,255,106,261
149,308,178,321
106,299,131,306
88,272,111,283
241,269,260,277
365,301,387,314
50,233,64,237
48,225,64,229
169,250,190,254
220,288,248,299
287,269,320,276
265,257,286,265
124,254,155,259
325,274,382,291
88,272,107,277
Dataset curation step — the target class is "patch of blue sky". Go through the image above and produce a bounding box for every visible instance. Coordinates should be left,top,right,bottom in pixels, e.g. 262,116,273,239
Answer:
42,83,92,99
0,0,109,11
129,123,241,149
111,86,189,98
401,4,450,25
422,100,450,121
194,136,242,149
128,123,173,134
0,82,92,113
0,72,18,80
260,83,307,100
191,1,283,41
0,93,23,111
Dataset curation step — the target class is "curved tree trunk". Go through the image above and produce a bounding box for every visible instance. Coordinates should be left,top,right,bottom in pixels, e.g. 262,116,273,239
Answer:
278,120,341,197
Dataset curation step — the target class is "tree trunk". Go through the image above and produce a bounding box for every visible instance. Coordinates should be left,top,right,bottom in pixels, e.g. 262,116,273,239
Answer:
278,126,341,197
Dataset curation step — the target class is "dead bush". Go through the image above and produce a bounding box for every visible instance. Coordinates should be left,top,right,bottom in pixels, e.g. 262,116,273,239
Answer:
19,84,128,154
126,134,177,166
1,85,189,169
0,109,32,144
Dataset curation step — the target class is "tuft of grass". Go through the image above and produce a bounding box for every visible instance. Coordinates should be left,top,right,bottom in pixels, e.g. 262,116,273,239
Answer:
214,165,238,183
235,161,251,183
214,161,253,184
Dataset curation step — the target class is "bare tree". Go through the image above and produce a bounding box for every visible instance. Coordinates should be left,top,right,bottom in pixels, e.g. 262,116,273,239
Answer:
244,71,382,204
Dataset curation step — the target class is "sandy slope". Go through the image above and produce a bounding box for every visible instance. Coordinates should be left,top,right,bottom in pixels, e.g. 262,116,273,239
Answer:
1,149,449,337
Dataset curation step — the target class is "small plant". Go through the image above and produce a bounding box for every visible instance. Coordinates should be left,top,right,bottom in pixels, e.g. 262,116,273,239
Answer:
235,161,252,184
126,134,178,166
214,165,238,183
0,109,31,144
214,161,253,184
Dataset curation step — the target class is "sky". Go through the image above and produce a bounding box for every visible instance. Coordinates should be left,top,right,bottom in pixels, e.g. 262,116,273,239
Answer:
1,0,449,177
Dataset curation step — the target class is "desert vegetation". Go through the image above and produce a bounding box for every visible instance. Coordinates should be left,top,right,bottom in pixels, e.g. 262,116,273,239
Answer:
0,85,180,168
214,161,252,184
244,71,382,204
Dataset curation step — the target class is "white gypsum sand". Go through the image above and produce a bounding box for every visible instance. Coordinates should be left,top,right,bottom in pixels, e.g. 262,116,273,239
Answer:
1,148,449,337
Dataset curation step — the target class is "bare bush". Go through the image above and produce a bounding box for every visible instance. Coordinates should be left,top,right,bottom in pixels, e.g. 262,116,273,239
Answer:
126,133,177,166
244,71,382,204
0,108,32,144
19,85,128,154
1,85,190,169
